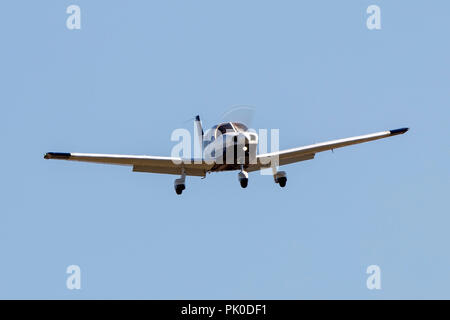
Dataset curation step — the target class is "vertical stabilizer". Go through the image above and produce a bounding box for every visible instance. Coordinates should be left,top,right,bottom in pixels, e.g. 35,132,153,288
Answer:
194,115,204,161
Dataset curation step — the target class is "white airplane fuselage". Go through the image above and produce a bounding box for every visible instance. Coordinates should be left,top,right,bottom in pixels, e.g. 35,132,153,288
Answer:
203,127,258,172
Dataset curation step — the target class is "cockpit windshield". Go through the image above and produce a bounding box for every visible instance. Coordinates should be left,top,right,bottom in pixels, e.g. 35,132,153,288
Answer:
204,122,250,147
216,123,234,136
232,122,248,132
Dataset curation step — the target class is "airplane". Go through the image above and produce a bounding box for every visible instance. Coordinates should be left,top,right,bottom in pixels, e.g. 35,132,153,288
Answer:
44,116,409,195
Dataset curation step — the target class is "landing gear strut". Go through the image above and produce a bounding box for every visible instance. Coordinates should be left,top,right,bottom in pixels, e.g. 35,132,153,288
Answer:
174,169,186,195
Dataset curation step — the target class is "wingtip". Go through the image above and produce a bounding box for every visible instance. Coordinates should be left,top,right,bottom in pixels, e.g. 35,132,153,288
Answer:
44,152,71,160
390,127,409,136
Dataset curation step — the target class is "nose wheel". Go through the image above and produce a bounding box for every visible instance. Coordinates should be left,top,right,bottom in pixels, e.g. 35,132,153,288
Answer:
238,168,249,189
240,178,248,188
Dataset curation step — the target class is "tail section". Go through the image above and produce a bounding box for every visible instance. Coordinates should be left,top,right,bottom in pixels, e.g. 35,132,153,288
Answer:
194,115,204,160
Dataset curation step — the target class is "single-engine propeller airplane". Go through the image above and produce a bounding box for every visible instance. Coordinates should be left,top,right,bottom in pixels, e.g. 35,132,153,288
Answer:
44,116,409,195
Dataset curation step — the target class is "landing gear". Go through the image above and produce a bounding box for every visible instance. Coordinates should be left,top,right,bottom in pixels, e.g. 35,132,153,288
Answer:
273,171,287,188
175,184,185,195
238,167,249,189
277,177,287,188
174,169,186,195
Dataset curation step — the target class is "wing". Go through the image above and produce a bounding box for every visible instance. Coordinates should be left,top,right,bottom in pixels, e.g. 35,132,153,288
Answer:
44,152,213,176
247,127,409,172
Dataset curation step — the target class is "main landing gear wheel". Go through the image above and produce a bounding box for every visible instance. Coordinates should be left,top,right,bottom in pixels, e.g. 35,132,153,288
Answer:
277,177,287,188
273,171,287,188
240,178,248,188
174,169,186,195
175,184,185,195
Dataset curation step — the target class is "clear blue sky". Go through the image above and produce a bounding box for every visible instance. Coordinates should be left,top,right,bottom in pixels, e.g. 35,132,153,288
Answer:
1,0,449,299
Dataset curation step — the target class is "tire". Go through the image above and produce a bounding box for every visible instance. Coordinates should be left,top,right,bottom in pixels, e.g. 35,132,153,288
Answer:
240,178,248,188
278,177,287,188
175,184,185,195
